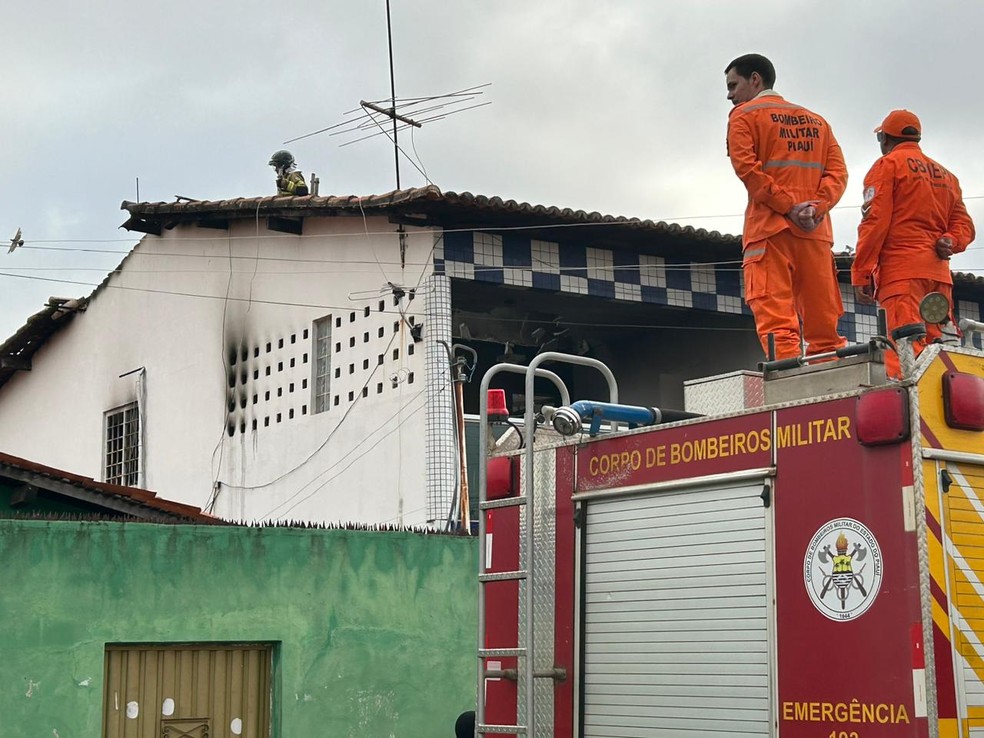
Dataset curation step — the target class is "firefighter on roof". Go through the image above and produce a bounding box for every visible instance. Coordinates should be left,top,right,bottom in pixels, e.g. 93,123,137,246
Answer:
269,150,309,196
724,53,849,361
851,109,976,378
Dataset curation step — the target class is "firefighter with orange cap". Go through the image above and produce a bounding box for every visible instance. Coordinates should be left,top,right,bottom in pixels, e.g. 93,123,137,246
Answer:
725,53,849,361
852,110,976,377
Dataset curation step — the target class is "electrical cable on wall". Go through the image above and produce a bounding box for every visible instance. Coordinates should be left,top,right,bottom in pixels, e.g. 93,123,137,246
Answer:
216,328,405,492
204,229,238,510
246,200,263,313
213,218,438,494
237,234,448,514
262,380,451,520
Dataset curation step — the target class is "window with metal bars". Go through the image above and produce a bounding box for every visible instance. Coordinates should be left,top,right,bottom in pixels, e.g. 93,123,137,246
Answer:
313,315,332,413
104,402,140,486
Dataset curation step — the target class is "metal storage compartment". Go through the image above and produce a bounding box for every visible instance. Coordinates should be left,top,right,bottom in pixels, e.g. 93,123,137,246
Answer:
582,479,772,737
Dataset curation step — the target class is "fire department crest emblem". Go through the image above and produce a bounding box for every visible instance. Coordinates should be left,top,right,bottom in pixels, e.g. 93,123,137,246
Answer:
804,518,883,621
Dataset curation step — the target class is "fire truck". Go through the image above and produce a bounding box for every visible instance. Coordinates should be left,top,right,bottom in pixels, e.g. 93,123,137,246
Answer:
475,311,984,738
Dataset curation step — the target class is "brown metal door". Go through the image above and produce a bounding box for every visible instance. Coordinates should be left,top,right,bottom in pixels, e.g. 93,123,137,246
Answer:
103,644,272,738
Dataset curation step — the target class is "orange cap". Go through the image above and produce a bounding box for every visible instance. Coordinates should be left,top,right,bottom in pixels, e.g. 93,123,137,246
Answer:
875,110,921,139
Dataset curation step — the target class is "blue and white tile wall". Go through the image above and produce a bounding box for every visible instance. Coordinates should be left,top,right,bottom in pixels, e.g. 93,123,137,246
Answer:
838,285,881,344
436,230,984,350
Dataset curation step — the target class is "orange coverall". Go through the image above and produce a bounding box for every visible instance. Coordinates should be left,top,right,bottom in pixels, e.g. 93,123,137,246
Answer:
852,142,975,376
728,94,849,360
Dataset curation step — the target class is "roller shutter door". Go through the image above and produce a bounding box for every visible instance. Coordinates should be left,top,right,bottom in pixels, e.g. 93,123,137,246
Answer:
582,481,771,737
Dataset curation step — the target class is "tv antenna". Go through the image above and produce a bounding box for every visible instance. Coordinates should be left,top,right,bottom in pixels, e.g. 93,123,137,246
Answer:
283,0,490,190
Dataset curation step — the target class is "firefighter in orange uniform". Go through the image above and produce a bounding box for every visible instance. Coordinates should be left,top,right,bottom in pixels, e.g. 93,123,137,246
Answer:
725,54,849,360
852,110,975,378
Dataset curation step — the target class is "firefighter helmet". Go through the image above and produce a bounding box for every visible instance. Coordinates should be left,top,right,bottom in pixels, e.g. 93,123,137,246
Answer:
269,150,295,168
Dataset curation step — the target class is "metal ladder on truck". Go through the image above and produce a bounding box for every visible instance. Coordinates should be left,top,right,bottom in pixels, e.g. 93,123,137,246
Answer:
475,353,618,736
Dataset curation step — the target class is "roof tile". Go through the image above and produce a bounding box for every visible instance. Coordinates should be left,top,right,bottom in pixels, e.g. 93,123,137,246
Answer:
0,451,223,524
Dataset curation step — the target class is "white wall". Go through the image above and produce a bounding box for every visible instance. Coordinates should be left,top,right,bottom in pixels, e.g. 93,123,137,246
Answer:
0,215,452,526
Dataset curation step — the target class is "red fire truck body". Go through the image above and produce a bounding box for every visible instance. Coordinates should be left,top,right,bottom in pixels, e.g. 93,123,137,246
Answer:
479,346,984,738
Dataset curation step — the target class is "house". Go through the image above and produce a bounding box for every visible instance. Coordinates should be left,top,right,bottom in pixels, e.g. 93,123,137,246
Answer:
0,407,473,736
0,517,476,736
1,186,981,525
0,450,219,523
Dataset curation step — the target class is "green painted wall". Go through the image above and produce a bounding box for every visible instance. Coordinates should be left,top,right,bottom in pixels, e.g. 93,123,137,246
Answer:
0,520,478,737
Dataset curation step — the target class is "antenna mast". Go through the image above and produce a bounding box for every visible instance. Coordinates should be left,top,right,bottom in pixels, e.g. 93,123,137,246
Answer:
385,0,401,190
281,3,491,190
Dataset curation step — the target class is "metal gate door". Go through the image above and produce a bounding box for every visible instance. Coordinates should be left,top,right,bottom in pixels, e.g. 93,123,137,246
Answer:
103,644,272,738
581,480,772,737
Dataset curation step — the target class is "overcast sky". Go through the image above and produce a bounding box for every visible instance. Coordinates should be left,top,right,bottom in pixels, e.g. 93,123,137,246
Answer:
2,0,982,342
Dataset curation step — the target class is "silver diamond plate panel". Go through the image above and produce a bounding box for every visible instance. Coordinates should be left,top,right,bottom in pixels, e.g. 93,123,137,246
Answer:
479,724,527,735
684,370,764,414
532,445,557,737
516,455,528,731
480,647,526,658
510,429,570,735
479,570,527,582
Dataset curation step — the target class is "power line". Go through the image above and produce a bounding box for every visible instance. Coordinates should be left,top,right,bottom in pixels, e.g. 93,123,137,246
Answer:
2,261,982,321
4,259,981,285
0,266,443,275
0,217,745,247
11,189,984,251
8,259,984,280
21,209,734,247
17,230,984,258
0,271,438,310
410,126,430,184
11,226,984,276
0,256,750,273
655,193,984,222
5,256,984,288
